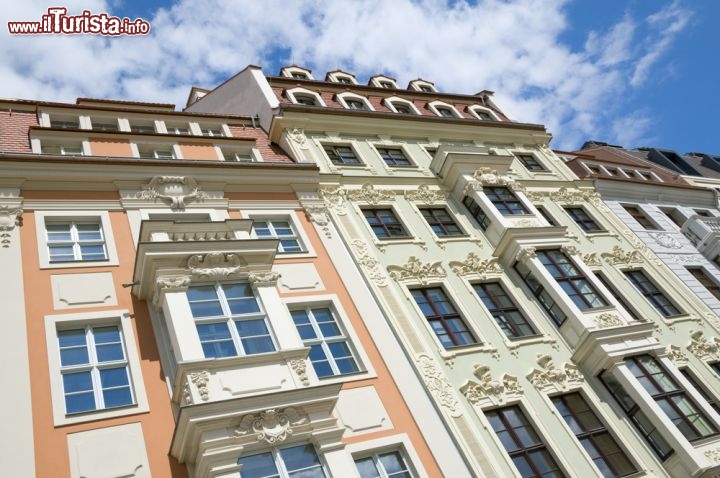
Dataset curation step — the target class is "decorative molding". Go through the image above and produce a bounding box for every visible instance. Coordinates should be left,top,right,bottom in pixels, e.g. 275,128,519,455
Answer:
515,246,537,263
181,382,192,406
346,183,395,204
135,176,208,210
248,270,280,287
234,407,310,444
595,313,623,328
460,365,522,408
514,218,542,227
525,191,546,203
651,232,683,249
287,128,308,148
189,371,210,401
0,205,22,248
670,254,704,264
472,167,525,192
666,344,688,365
404,184,447,204
304,205,333,238
187,252,245,279
560,244,580,256
688,330,720,361
582,253,602,267
289,359,309,386
527,354,583,393
153,275,191,305
387,256,446,284
319,187,347,215
705,448,720,464
548,187,586,204
462,180,483,196
416,354,462,418
449,253,503,279
351,239,387,286
601,246,643,266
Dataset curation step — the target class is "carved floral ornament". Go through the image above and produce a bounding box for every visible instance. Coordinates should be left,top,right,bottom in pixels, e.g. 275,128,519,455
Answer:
153,275,192,305
0,205,22,248
304,205,332,238
460,364,522,408
404,184,447,204
135,176,209,210
449,253,503,279
416,354,462,417
515,247,537,263
472,167,526,192
666,344,688,365
319,186,346,214
234,407,310,444
346,183,395,205
187,252,245,279
387,256,446,284
600,246,643,266
351,239,388,287
182,370,210,405
527,354,583,393
595,313,624,328
688,330,720,361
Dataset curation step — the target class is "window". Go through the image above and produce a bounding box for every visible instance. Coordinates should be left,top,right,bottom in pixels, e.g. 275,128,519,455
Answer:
535,206,558,226
238,444,326,478
292,72,309,79
599,369,673,460
622,205,658,230
695,209,713,217
486,405,566,478
594,272,642,321
42,144,84,156
355,450,413,478
711,363,720,376
130,122,155,133
680,368,720,414
485,187,529,215
223,150,254,162
564,207,603,232
323,145,361,165
418,85,434,92
91,120,118,131
291,306,359,378
46,221,107,263
624,270,682,317
345,99,369,111
392,103,412,114
420,207,464,237
187,283,276,358
138,147,175,159
474,282,537,339
411,287,476,348
377,147,412,167
627,356,717,441
201,126,223,137
475,111,493,120
462,196,490,231
514,260,568,326
50,118,79,129
294,94,319,106
166,123,190,135
516,154,547,172
435,106,456,118
253,219,304,253
687,267,720,300
552,393,637,478
538,250,607,310
363,209,410,239
336,76,353,84
659,207,686,228
58,325,134,414
378,80,395,89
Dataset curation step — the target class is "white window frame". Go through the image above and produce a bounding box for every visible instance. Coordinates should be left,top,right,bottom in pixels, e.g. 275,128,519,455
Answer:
408,80,436,92
327,72,357,85
35,210,120,269
89,117,120,131
238,443,328,478
163,122,191,135
427,101,461,119
370,76,398,89
41,143,86,156
281,66,313,80
44,309,148,426
467,105,499,121
133,142,182,160
216,145,261,162
370,143,416,169
347,434,428,478
283,295,375,383
320,141,364,166
336,92,374,111
383,96,421,115
286,87,326,107
245,210,316,257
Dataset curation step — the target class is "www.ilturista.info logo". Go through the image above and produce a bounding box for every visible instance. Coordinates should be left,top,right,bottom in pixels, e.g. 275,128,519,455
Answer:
8,7,150,35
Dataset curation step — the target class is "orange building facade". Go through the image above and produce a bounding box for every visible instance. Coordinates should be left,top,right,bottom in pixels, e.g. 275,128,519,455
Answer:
0,98,463,477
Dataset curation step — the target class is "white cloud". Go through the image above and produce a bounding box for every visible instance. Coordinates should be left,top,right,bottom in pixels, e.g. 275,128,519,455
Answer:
0,0,692,150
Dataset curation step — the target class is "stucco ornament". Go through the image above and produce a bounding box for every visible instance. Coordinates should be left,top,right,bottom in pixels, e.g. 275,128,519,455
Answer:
527,354,583,393
234,407,309,444
595,313,624,328
404,184,447,204
472,167,525,192
688,330,720,361
416,354,462,417
153,275,192,305
287,128,308,148
319,186,347,214
449,253,503,279
387,256,446,284
601,246,643,266
187,252,245,279
460,365,522,408
248,270,280,287
351,239,387,286
652,232,684,249
189,371,210,401
560,244,580,256
548,187,587,204
0,205,22,247
705,448,720,464
136,176,208,209
525,191,546,202
582,253,602,267
666,344,688,365
515,246,537,263
346,183,395,204
289,359,309,386
305,205,332,238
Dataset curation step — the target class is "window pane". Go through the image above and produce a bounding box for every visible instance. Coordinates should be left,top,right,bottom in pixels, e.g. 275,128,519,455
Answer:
355,457,380,478
238,452,279,478
58,330,89,365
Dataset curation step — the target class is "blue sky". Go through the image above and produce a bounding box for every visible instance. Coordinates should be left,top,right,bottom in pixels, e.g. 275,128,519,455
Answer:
2,0,716,153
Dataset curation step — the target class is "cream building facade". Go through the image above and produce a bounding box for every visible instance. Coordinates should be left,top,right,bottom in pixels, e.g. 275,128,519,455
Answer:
186,65,720,477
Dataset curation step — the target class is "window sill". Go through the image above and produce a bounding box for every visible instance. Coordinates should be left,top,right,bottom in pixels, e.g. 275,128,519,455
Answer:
440,343,499,362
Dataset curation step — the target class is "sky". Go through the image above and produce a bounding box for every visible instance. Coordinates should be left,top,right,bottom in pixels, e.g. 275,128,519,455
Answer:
1,0,717,153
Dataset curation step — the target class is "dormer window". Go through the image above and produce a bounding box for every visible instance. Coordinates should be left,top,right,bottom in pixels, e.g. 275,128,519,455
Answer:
295,94,318,106
370,76,399,89
337,93,373,111
327,71,357,85
286,88,325,107
292,72,309,79
394,104,411,114
419,85,433,92
379,81,394,88
436,107,455,117
428,101,461,118
337,77,353,84
409,79,437,93
384,97,419,115
280,66,314,80
467,105,499,121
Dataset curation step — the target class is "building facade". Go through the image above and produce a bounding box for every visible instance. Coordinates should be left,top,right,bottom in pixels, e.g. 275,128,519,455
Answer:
0,97,452,477
186,65,720,477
